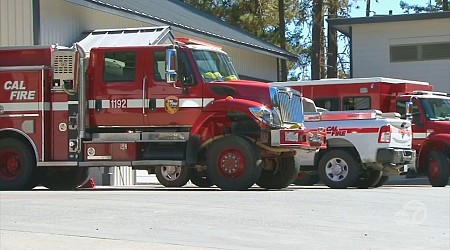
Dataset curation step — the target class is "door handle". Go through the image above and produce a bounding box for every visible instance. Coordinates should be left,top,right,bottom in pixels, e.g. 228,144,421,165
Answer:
149,98,156,111
95,99,102,112
142,76,147,114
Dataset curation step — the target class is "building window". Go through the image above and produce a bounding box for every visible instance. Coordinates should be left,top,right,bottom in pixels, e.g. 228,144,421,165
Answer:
390,42,450,62
103,51,136,82
343,96,370,110
314,98,340,111
423,43,450,60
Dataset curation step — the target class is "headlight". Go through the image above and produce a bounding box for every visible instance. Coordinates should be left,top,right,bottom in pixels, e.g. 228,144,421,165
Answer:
249,106,281,127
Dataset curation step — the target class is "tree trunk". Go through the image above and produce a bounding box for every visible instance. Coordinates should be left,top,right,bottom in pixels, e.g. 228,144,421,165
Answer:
311,0,323,80
444,0,448,11
279,0,287,81
366,0,371,17
327,0,338,79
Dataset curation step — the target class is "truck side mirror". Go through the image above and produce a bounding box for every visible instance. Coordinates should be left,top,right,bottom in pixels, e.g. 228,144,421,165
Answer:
405,101,413,120
165,48,178,84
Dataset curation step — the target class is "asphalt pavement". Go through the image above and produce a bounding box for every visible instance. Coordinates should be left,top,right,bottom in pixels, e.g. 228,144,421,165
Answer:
0,183,449,250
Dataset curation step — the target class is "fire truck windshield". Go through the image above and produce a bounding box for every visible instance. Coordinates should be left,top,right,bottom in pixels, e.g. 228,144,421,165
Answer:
192,50,239,82
421,97,450,121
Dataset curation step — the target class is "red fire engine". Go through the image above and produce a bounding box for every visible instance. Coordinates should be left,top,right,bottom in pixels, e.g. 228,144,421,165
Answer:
273,77,450,187
0,26,325,191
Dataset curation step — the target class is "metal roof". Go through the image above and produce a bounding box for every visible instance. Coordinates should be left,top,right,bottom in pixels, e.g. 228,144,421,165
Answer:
64,0,298,61
328,11,450,36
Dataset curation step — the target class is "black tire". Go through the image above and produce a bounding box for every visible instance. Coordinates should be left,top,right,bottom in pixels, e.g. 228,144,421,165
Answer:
257,157,300,189
318,149,361,189
22,167,47,190
0,138,37,190
155,166,190,187
206,135,261,191
293,172,320,186
354,170,383,189
190,175,213,187
374,176,389,188
426,151,449,187
41,167,90,190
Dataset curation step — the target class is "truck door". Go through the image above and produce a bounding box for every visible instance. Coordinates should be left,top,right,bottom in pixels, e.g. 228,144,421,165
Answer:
89,48,145,127
143,49,204,126
396,97,426,151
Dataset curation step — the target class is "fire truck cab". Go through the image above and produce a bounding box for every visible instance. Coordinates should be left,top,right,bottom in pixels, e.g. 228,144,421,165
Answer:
0,26,325,191
273,77,450,187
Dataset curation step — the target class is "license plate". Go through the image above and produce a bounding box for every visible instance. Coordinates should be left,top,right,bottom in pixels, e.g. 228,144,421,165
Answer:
285,132,299,142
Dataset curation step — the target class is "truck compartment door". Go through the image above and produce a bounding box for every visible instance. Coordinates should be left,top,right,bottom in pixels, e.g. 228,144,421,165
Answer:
89,49,145,127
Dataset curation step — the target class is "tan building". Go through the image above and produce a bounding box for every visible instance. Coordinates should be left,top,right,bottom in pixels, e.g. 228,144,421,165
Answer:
1,0,296,82
328,12,450,93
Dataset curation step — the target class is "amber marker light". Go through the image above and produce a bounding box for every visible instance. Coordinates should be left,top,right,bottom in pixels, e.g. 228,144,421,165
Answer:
226,96,234,100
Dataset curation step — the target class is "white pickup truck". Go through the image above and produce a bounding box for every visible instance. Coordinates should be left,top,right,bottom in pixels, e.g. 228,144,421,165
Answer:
296,98,416,188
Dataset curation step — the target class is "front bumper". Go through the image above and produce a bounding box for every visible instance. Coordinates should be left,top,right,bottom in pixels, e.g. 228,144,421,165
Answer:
376,148,416,165
266,128,326,150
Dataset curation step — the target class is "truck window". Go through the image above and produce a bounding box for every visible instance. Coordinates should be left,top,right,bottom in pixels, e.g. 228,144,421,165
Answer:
343,96,370,110
396,100,407,117
153,51,196,85
314,98,339,111
396,99,421,123
192,50,239,82
103,51,136,82
153,51,166,81
180,52,196,86
421,98,450,121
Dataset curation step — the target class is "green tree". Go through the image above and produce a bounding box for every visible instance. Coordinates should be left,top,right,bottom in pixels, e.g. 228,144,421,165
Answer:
183,0,354,80
400,0,449,12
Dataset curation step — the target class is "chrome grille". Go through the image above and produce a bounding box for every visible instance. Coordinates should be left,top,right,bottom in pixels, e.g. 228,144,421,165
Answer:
270,86,303,124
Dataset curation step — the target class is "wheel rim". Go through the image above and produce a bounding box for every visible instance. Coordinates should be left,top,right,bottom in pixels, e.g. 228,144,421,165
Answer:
324,158,349,182
428,156,440,180
217,148,246,179
160,166,181,181
0,149,21,180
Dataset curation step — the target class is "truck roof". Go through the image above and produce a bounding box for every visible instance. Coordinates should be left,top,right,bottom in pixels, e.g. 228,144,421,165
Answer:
78,26,174,55
272,77,430,87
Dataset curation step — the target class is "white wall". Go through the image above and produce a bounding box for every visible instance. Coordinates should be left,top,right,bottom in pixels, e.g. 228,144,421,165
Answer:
0,0,33,46
351,18,450,92
223,44,278,81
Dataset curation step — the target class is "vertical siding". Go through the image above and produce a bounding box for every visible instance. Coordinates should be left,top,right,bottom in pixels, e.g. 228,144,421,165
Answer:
352,18,450,93
136,170,159,184
0,0,33,46
89,166,136,186
113,166,135,186
224,44,278,82
39,0,150,46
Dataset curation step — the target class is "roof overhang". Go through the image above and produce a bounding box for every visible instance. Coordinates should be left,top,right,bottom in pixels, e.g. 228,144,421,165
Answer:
328,11,450,36
64,0,298,61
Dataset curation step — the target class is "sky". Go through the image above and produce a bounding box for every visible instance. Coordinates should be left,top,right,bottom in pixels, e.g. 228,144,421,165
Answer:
348,0,434,17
